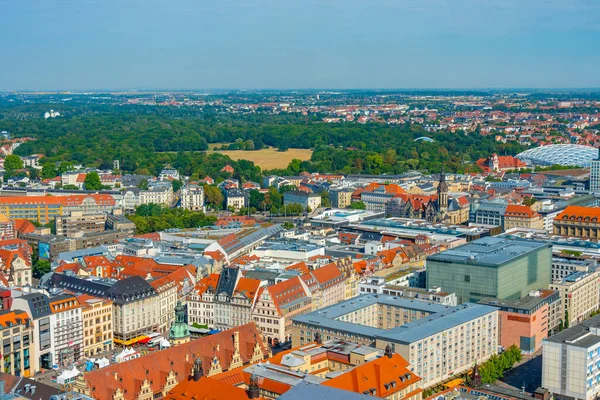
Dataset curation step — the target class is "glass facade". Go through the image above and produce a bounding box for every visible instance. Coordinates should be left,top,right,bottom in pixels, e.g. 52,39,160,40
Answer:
427,246,551,304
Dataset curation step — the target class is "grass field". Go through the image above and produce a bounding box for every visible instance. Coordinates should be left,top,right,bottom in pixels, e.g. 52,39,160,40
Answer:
208,146,313,169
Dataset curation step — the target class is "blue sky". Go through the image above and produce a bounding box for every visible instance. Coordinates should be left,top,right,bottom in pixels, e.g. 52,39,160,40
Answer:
1,0,599,90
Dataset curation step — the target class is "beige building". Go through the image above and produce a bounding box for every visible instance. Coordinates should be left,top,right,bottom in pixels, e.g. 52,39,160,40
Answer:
150,276,178,334
550,270,600,328
253,276,312,345
0,310,34,377
181,185,205,211
187,274,219,327
77,295,114,357
55,211,106,237
0,249,32,287
503,204,544,230
330,189,353,209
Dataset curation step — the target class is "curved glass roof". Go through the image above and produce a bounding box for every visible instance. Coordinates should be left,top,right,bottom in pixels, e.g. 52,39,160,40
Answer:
516,144,598,167
414,137,435,142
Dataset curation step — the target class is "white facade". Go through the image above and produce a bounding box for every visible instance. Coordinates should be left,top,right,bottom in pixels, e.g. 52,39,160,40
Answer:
591,159,600,193
181,186,205,211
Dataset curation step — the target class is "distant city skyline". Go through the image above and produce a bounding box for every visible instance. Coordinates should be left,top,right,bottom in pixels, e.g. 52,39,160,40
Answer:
2,0,599,91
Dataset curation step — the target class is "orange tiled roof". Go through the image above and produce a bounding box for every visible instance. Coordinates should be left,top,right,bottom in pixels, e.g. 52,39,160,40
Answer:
13,219,36,234
323,353,422,398
0,310,30,328
49,295,80,314
505,204,539,218
556,205,600,221
285,261,310,275
166,376,251,400
0,194,115,206
267,276,309,314
196,273,220,296
79,323,270,400
234,278,261,300
310,263,343,288
363,182,406,195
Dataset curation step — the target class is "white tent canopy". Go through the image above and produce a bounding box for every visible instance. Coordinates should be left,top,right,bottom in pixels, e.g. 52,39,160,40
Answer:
115,347,139,363
160,338,171,349
95,357,109,368
57,366,81,385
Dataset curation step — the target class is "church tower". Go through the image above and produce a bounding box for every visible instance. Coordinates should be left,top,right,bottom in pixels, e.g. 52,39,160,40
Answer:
437,167,449,212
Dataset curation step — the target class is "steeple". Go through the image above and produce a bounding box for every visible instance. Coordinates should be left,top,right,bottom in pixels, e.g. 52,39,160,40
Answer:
437,166,449,211
315,331,322,344
169,301,191,345
471,363,482,387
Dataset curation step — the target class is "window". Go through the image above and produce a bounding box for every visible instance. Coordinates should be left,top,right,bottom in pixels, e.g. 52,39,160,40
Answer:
464,275,470,283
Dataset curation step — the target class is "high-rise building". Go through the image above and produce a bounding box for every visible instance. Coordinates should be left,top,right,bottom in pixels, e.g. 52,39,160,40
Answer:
590,153,600,192
426,237,552,304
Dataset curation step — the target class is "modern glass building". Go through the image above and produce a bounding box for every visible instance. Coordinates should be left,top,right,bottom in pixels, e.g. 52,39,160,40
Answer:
516,144,598,167
426,237,552,304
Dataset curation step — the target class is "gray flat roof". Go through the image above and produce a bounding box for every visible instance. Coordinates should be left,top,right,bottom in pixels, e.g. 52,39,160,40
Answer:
545,314,600,348
427,236,550,267
293,294,497,344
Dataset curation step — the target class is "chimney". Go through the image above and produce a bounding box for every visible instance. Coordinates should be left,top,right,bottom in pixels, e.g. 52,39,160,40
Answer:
114,372,118,381
233,331,240,353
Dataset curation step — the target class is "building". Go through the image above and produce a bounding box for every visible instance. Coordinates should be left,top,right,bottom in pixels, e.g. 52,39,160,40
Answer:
0,194,116,224
552,255,597,282
476,154,527,172
361,183,407,212
11,292,55,372
253,276,312,345
322,351,423,400
543,314,600,400
149,276,178,334
169,301,191,346
554,206,600,240
159,168,180,181
292,294,498,389
550,271,600,327
0,310,34,377
479,290,561,354
49,294,83,367
187,273,219,327
591,155,600,192
469,200,508,227
77,294,113,358
330,188,354,208
503,205,544,230
225,189,248,211
73,323,271,400
55,211,107,237
283,191,321,211
0,214,15,240
180,185,205,211
359,278,457,306
0,249,32,287
426,237,552,304
45,274,159,346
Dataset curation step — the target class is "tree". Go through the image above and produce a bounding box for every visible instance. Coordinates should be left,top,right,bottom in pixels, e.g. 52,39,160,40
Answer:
84,172,103,190
33,259,51,279
137,179,149,190
249,190,266,210
62,184,79,190
203,185,224,209
321,191,331,207
4,155,23,171
283,221,294,229
350,201,366,210
41,162,58,179
172,179,183,192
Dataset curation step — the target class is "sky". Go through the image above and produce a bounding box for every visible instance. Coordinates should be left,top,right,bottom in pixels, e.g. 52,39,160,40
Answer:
1,0,600,90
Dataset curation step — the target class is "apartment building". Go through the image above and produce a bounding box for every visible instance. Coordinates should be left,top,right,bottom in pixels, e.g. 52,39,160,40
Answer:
49,294,83,367
543,314,600,400
150,276,178,334
0,310,34,377
188,274,219,327
11,292,55,372
139,186,174,206
77,295,113,358
254,276,312,345
306,263,345,310
330,188,354,208
224,189,248,211
0,249,32,287
181,185,205,211
550,271,600,327
360,183,406,212
283,191,322,211
503,204,544,230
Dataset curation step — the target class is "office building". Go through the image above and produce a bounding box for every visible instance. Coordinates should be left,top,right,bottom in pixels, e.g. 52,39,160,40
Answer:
550,271,600,327
55,211,106,237
503,205,544,230
49,294,83,367
552,255,596,283
543,314,600,400
330,188,354,209
479,289,561,354
590,156,600,192
426,237,552,304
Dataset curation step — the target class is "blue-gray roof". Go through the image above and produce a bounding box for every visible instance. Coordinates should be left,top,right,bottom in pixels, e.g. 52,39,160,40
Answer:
427,236,550,267
57,246,109,261
279,382,372,400
293,294,497,345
